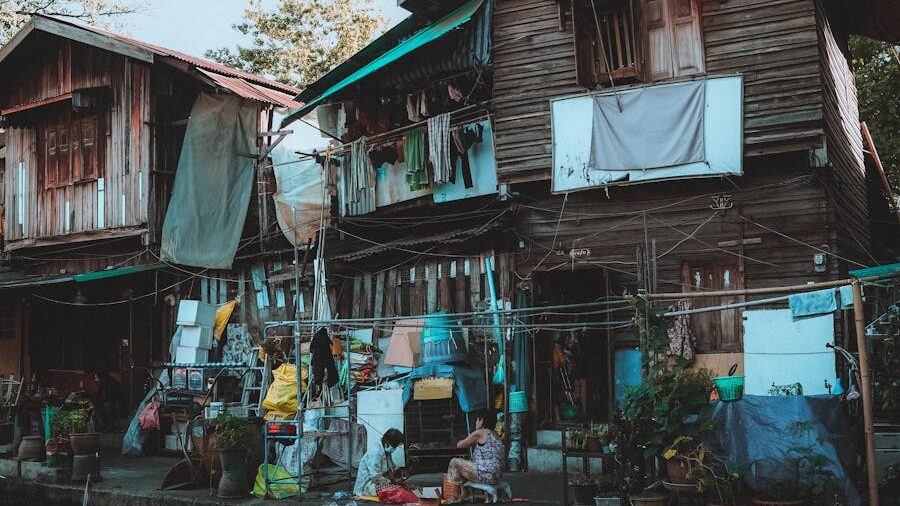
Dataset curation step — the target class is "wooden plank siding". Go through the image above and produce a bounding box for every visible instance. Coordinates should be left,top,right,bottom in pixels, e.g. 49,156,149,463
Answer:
492,0,828,183
815,2,871,271
2,42,150,245
514,165,839,294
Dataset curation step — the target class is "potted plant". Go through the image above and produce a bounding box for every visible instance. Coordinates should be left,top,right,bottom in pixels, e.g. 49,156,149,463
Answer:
214,411,250,498
45,409,74,467
663,436,696,484
66,408,100,455
594,474,621,506
585,423,609,453
568,472,598,504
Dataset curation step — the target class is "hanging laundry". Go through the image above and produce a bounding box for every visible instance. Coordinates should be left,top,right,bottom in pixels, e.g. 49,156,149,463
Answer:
346,137,376,214
448,84,464,102
395,138,405,164
788,288,837,318
368,145,398,168
428,113,452,184
404,128,428,191
450,123,484,189
310,327,339,387
419,90,430,117
666,299,696,360
407,93,420,122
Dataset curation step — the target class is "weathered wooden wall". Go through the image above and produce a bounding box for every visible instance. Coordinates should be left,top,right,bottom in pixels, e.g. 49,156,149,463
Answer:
492,0,829,183
816,2,870,271
515,163,838,293
2,41,150,245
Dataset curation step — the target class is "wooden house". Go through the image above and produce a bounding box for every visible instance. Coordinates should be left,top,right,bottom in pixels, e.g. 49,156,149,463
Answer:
277,0,898,470
0,16,298,402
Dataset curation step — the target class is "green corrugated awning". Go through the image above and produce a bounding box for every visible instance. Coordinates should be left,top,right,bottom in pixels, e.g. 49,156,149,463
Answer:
280,0,484,128
849,262,900,279
73,262,165,283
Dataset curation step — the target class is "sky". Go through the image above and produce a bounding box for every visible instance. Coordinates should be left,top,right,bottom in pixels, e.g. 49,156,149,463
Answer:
121,1,411,151
123,0,410,59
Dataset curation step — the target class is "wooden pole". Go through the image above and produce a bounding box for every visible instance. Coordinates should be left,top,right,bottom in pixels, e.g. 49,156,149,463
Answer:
852,280,879,505
645,276,884,300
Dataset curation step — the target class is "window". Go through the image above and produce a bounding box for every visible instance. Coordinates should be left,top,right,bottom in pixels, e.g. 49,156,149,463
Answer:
573,0,704,88
38,111,104,188
681,259,742,352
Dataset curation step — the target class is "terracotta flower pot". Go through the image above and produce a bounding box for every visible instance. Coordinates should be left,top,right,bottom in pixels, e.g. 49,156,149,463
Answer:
17,436,45,461
69,432,101,455
217,448,249,498
666,457,691,484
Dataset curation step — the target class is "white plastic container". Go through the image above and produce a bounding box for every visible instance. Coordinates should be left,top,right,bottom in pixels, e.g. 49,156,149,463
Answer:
176,300,217,327
174,346,208,364
179,325,214,349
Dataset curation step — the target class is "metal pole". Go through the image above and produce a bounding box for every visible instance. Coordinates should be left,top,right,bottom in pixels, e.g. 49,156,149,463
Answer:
852,280,878,505
293,206,303,470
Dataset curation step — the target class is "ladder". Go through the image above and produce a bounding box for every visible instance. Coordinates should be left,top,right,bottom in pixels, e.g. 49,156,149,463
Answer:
241,346,272,417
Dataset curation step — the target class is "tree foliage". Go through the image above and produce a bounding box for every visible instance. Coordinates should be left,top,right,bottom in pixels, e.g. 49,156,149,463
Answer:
849,36,900,189
206,0,385,89
0,0,140,45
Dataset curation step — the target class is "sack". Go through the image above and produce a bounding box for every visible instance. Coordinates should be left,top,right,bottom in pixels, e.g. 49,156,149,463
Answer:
376,485,419,504
252,464,300,499
139,397,160,431
262,363,301,419
214,300,238,339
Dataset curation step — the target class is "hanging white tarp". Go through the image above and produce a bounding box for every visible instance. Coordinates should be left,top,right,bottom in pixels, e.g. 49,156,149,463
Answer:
272,151,326,248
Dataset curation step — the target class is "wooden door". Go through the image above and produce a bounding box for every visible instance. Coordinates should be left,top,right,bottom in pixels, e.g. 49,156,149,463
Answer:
682,259,743,352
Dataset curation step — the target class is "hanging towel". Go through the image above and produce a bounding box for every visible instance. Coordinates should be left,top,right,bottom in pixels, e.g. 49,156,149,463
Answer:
404,128,428,191
346,138,376,214
788,288,838,318
428,113,452,184
838,284,856,310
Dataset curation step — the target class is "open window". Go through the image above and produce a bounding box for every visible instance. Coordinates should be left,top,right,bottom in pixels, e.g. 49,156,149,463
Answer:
573,0,704,88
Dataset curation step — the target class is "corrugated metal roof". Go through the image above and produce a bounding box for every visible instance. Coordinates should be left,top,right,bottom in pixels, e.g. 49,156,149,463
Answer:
281,0,484,126
332,219,502,262
196,69,301,109
32,15,301,106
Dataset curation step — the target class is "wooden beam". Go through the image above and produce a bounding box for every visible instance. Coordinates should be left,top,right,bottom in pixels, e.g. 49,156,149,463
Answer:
1,92,73,116
3,226,147,252
32,16,154,63
861,121,900,224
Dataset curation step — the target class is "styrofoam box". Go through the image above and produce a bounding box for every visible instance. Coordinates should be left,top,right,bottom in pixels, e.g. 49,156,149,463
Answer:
179,325,213,350
174,346,209,364
177,300,217,327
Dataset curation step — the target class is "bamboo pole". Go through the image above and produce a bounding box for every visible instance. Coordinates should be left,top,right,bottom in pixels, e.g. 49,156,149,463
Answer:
646,276,872,300
852,280,879,505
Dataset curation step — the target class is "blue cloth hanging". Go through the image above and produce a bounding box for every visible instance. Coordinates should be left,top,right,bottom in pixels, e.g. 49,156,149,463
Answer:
788,289,837,318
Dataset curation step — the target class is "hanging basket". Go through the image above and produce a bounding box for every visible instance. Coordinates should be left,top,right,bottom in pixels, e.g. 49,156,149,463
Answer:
713,375,745,402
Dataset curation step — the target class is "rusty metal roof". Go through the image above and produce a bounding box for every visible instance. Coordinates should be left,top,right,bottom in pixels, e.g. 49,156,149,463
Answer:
8,15,301,107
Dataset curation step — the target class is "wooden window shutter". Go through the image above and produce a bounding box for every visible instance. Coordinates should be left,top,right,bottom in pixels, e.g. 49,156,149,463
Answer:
643,0,704,81
71,119,82,181
58,125,71,184
670,0,704,77
45,128,58,187
82,115,99,179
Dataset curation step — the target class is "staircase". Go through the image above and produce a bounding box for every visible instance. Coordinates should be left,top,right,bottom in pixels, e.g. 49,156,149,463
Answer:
526,429,604,474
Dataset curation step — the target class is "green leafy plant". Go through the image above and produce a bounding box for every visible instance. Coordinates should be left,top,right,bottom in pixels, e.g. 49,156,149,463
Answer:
66,408,94,434
787,420,842,505
614,294,714,493
214,411,248,451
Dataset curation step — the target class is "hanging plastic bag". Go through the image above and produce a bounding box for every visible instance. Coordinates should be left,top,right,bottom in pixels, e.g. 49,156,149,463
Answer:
252,464,301,499
263,363,306,419
139,396,161,431
214,299,238,339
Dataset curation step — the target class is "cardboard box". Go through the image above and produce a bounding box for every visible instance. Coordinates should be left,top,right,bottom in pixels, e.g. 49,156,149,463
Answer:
179,325,214,349
177,300,217,327
174,346,209,364
385,319,422,368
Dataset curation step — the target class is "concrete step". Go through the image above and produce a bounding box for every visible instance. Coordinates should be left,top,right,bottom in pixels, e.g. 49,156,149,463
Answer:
526,446,604,474
536,429,564,448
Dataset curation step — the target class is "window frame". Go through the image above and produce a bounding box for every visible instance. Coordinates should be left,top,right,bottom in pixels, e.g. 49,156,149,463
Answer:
680,258,744,353
38,110,105,189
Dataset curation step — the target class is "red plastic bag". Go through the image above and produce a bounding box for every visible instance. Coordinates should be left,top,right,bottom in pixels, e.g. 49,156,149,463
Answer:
139,397,160,431
376,485,418,504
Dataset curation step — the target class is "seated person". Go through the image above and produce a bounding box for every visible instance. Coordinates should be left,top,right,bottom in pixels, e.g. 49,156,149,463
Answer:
353,428,405,497
447,410,505,491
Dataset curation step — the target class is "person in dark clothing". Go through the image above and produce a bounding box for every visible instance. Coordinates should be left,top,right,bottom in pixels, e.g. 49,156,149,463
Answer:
310,327,339,387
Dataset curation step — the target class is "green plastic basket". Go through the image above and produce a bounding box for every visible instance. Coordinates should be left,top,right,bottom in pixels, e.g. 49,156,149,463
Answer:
713,375,745,401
